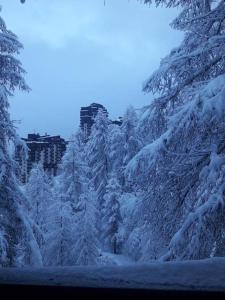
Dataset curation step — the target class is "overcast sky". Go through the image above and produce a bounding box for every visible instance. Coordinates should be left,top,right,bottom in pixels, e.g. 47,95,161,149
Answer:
1,0,183,139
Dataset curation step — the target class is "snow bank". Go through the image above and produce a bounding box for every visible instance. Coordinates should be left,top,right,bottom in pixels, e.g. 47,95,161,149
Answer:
0,258,225,291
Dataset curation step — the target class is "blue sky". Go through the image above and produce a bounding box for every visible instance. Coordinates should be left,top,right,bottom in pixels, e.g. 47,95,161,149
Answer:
1,0,183,139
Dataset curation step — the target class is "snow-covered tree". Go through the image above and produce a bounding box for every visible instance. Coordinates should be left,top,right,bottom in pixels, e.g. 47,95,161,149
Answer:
0,11,42,266
137,104,167,146
125,0,225,261
43,130,91,266
85,109,110,207
107,106,141,191
143,1,225,104
72,188,100,265
26,163,52,227
117,106,142,193
107,124,125,185
57,130,86,206
121,106,141,167
42,196,76,266
25,163,53,252
159,81,225,261
102,177,122,254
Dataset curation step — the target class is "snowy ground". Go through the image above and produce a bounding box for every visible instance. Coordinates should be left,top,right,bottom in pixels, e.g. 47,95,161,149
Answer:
0,257,225,291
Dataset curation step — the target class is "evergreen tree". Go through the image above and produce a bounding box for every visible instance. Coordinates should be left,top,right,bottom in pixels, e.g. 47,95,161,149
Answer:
126,0,225,260
58,130,86,206
121,106,142,191
43,130,89,266
121,106,141,166
102,177,122,254
107,124,125,185
72,188,100,265
25,163,53,251
85,109,110,207
107,107,141,190
42,195,76,266
26,163,52,227
0,11,41,266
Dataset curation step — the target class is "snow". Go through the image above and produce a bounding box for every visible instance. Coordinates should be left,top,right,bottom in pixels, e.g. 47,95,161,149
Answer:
201,75,225,118
0,258,225,291
100,252,134,266
2,0,225,272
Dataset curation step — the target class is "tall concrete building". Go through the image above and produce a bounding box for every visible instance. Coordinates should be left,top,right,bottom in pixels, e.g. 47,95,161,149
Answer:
15,133,67,183
80,103,108,139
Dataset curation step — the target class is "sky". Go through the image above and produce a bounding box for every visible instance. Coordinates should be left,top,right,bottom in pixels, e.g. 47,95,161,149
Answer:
1,0,183,139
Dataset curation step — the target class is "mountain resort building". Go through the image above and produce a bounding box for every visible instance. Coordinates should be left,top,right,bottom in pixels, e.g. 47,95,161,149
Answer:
80,102,108,139
15,133,67,183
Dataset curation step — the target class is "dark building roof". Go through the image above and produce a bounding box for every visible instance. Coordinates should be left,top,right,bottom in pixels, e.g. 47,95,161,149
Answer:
24,134,67,143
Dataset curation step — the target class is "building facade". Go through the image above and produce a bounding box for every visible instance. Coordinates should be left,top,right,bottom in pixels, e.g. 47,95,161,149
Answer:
15,133,67,183
80,102,123,140
80,103,108,139
111,116,123,126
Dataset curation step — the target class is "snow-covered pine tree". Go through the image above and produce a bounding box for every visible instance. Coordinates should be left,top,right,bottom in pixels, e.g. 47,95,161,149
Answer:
85,109,110,208
107,124,125,185
104,108,142,257
107,106,141,189
43,130,89,266
125,0,225,260
25,163,53,248
57,130,86,206
102,176,122,254
72,188,100,265
121,106,141,165
121,106,142,191
161,146,225,260
42,195,76,266
0,10,42,266
137,103,167,146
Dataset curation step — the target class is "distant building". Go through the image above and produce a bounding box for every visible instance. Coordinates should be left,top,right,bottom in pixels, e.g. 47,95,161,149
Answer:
15,133,68,183
111,116,123,126
80,103,108,139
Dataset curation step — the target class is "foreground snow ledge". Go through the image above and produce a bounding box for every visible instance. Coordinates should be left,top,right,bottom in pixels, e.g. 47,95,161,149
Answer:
0,258,225,291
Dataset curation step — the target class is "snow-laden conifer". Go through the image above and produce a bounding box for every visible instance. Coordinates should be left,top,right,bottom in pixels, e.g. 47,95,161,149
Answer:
0,11,41,266
85,109,110,207
107,124,125,185
72,188,100,265
25,163,53,256
121,106,141,166
126,0,225,260
102,177,122,254
57,130,86,206
42,195,76,266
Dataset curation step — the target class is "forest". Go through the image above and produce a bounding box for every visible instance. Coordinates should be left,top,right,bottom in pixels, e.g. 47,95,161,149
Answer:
0,0,225,268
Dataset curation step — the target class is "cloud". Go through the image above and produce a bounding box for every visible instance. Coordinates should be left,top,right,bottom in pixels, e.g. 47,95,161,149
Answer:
4,0,183,138
1,0,99,48
1,0,181,51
